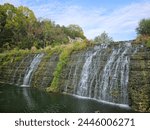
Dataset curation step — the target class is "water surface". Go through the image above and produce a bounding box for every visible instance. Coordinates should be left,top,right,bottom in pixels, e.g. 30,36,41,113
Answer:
0,84,134,113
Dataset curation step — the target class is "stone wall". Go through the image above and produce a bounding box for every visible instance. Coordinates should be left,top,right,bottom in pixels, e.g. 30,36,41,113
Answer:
59,46,111,95
31,53,59,88
0,53,59,88
0,45,150,112
0,53,35,84
128,47,150,112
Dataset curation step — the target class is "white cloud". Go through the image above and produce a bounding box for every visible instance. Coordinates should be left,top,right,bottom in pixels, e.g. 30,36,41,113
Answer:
0,0,21,6
81,2,150,40
30,1,150,40
1,0,150,40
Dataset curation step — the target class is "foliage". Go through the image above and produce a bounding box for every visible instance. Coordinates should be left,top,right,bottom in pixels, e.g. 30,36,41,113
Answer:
136,18,150,36
0,48,31,68
66,24,86,39
46,40,90,92
135,18,150,47
146,38,150,47
0,3,86,52
94,31,113,44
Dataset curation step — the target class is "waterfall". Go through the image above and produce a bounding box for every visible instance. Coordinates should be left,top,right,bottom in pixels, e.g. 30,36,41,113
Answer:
76,44,108,97
99,43,131,104
77,51,97,96
21,53,44,87
64,42,137,105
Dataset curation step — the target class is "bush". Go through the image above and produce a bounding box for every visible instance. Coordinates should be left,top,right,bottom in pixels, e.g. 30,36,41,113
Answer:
94,32,113,44
136,18,150,36
146,39,150,47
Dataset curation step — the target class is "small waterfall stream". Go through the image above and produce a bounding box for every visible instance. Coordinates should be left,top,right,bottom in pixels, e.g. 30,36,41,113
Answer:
21,53,44,87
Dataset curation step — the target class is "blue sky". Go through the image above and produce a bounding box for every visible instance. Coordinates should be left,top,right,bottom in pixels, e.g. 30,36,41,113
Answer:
0,0,150,41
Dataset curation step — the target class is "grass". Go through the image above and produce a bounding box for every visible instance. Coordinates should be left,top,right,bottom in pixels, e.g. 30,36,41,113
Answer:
133,35,150,47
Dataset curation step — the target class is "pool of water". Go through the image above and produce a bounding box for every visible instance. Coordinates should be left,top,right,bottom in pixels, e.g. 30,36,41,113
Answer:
0,84,134,113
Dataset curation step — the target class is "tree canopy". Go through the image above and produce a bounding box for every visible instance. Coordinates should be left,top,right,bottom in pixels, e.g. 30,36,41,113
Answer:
94,31,113,44
0,3,86,52
136,18,150,36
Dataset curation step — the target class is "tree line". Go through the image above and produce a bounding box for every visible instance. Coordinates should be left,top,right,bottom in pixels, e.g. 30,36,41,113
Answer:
135,18,150,47
1,3,150,52
0,3,86,52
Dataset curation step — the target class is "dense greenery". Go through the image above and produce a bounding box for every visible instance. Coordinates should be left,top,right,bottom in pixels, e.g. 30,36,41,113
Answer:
0,3,86,52
94,32,113,44
136,18,150,36
135,18,150,47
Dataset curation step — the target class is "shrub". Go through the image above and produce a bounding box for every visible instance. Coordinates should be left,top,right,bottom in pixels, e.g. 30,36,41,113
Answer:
146,39,150,47
94,32,113,44
136,18,150,36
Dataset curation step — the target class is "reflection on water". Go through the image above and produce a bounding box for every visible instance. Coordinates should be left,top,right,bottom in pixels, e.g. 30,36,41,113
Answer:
0,84,134,113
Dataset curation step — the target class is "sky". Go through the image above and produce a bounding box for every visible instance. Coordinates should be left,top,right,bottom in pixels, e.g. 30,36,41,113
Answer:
0,0,150,41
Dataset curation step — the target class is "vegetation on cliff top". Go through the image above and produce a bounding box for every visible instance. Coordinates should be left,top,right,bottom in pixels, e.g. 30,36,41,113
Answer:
134,18,150,47
94,31,113,44
0,3,86,53
0,3,117,54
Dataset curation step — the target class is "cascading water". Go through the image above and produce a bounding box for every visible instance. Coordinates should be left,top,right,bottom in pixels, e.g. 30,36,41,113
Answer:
21,53,44,87
76,44,108,97
64,42,137,105
99,43,132,104
77,51,97,96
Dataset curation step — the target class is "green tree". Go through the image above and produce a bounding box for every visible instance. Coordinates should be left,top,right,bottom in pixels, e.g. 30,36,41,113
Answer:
94,31,113,44
67,24,86,39
0,3,37,50
0,3,17,49
0,3,87,52
68,24,83,34
17,6,37,49
136,18,150,36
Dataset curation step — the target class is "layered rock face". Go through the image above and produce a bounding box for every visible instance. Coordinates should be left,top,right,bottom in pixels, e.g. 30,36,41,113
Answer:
0,54,35,85
0,53,59,88
128,47,150,112
0,43,150,112
60,43,136,105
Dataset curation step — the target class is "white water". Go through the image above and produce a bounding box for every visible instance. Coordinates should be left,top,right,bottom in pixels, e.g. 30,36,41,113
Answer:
99,43,131,104
63,92,130,109
65,42,138,105
21,53,44,87
77,51,97,96
77,44,108,96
